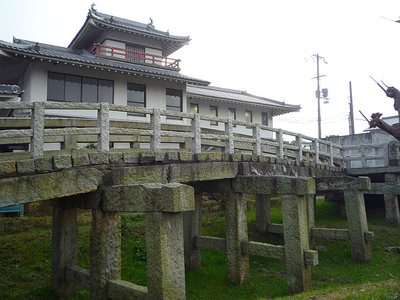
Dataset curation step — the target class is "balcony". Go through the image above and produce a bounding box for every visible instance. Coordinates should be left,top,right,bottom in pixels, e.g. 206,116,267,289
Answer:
89,43,181,69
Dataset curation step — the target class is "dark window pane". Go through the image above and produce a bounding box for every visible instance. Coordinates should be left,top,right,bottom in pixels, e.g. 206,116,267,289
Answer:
127,83,145,107
47,72,64,101
82,77,98,103
210,105,218,126
262,112,268,126
166,89,182,111
245,110,252,123
98,79,113,103
65,75,81,102
190,103,199,114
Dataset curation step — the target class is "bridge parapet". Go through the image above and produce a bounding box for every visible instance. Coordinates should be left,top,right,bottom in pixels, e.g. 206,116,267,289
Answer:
0,101,344,167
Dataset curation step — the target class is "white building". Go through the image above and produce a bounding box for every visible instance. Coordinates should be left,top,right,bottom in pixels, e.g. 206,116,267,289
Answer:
0,6,300,139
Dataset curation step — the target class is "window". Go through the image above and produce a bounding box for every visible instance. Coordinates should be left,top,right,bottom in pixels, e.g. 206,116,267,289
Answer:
126,44,145,61
245,110,253,123
127,83,146,116
190,103,199,114
228,108,236,127
166,88,182,119
210,105,218,126
262,112,268,126
47,72,113,103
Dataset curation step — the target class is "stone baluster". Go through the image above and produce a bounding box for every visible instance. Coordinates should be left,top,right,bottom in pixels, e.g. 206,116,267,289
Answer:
225,118,234,154
253,123,261,156
191,113,201,153
97,102,109,152
150,108,161,152
31,101,45,158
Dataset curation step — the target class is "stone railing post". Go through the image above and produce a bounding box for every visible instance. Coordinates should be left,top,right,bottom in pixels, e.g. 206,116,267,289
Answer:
191,114,201,153
328,142,334,166
225,118,234,154
296,134,303,165
150,108,161,152
225,191,250,284
360,145,366,168
51,204,78,297
276,129,284,159
31,101,45,158
253,124,261,155
90,210,121,300
97,102,110,152
313,139,319,164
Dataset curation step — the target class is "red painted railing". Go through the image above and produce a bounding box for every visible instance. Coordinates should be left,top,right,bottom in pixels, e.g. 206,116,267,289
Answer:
90,43,180,69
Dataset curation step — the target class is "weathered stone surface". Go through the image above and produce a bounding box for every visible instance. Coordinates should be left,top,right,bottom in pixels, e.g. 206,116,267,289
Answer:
242,241,285,260
0,160,16,175
65,266,90,290
123,152,139,164
183,193,202,269
51,206,78,297
139,151,155,164
103,183,194,212
54,155,72,170
282,194,312,294
34,157,53,173
384,194,400,224
316,176,371,191
225,192,250,284
108,279,147,300
89,152,109,165
178,151,194,162
146,211,186,300
304,250,319,266
0,168,104,207
312,228,349,240
233,175,315,195
108,152,123,164
72,152,90,167
112,165,168,185
195,152,208,162
169,162,238,183
90,210,121,300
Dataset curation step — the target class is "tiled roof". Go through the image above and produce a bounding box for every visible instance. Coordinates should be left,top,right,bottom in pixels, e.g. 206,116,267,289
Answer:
187,84,300,116
0,39,209,86
69,8,190,56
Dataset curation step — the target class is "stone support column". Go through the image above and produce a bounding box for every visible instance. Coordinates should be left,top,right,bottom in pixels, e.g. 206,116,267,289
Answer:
146,211,186,300
255,194,271,234
51,205,78,297
183,193,202,269
344,190,371,262
90,210,121,300
225,191,250,284
383,194,400,224
281,194,312,294
306,195,316,249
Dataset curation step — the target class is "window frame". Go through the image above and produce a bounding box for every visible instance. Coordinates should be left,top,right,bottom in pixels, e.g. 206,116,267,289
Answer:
262,112,269,126
166,88,183,119
127,82,146,116
47,72,114,104
210,105,218,126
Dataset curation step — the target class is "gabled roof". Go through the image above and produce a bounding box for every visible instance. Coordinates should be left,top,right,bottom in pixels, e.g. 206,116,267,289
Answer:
69,7,190,57
187,84,300,117
0,38,209,86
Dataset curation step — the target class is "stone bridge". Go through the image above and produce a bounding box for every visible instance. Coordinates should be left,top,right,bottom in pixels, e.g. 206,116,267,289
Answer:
0,102,375,299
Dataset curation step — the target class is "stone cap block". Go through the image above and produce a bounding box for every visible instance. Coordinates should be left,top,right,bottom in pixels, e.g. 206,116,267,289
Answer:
232,175,315,195
102,183,194,212
316,176,371,192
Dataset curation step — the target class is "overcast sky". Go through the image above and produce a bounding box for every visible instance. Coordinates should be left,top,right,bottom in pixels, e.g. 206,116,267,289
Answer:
1,0,400,138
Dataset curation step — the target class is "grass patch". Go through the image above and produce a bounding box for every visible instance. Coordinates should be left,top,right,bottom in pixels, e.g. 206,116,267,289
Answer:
0,199,399,299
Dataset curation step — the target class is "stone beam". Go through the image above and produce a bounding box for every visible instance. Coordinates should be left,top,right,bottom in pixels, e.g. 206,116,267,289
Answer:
242,241,285,260
108,279,147,300
232,175,315,195
316,176,371,192
0,168,103,208
102,183,194,212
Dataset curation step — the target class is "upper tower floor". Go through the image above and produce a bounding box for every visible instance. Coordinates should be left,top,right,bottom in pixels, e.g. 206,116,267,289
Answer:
69,5,190,70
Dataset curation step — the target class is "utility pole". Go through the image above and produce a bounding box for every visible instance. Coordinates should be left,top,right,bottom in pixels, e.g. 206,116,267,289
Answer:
349,81,355,135
311,54,327,139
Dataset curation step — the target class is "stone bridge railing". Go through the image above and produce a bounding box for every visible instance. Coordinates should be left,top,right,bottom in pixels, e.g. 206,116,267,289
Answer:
0,101,344,166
